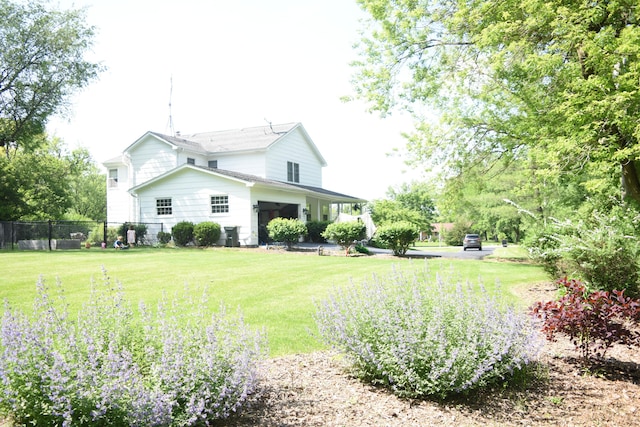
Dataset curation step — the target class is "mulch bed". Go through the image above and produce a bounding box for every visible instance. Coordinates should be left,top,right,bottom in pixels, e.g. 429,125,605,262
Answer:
220,281,640,427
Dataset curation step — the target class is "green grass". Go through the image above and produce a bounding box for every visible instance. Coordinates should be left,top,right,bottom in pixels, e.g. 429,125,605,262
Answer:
0,247,548,356
486,244,531,260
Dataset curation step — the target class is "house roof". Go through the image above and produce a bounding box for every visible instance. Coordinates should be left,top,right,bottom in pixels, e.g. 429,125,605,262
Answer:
433,223,455,233
288,183,365,201
129,164,365,203
177,122,297,153
103,155,125,165
147,132,208,154
125,123,328,166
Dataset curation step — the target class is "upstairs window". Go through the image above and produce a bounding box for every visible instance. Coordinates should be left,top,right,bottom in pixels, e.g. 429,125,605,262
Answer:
208,160,218,169
156,198,172,215
187,157,195,165
211,195,229,213
108,169,118,188
287,161,299,183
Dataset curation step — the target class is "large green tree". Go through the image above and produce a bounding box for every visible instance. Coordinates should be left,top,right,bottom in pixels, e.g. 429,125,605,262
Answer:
66,147,106,221
386,181,437,227
436,151,611,241
351,0,640,204
368,198,426,229
0,0,101,157
0,137,71,219
0,138,105,220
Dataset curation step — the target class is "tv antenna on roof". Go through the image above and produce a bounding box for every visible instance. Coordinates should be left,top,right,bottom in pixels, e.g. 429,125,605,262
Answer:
264,118,275,134
167,76,175,137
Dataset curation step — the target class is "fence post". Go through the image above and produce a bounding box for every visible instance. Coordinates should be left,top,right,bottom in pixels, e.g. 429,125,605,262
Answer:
103,221,107,247
48,219,53,251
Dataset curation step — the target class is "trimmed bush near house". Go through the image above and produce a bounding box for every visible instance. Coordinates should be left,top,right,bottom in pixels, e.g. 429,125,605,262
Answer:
374,221,418,256
314,269,542,399
193,221,222,246
306,220,331,243
172,221,195,246
266,218,307,249
157,231,172,245
321,221,366,253
0,273,266,426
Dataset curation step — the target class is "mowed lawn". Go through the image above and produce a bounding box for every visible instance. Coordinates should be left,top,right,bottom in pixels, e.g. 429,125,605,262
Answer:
0,247,548,356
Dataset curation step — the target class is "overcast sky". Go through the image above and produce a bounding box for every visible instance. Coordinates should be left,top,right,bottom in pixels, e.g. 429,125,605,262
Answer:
47,0,423,200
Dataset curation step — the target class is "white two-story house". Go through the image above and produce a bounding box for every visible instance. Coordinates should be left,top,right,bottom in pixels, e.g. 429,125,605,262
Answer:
104,122,365,246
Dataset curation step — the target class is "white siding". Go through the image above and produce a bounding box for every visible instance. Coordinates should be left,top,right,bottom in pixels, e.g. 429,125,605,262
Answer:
128,137,177,187
136,168,255,245
106,189,131,223
177,152,208,167
252,187,306,207
212,152,266,177
106,164,131,223
265,128,323,186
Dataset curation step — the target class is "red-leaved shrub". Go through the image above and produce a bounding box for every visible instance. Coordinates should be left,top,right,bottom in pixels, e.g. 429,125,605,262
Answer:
530,278,640,362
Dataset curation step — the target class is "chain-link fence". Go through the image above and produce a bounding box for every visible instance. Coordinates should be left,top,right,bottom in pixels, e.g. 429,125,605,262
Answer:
0,221,167,250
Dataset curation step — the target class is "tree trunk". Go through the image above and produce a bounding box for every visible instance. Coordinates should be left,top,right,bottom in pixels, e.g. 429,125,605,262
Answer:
621,161,640,204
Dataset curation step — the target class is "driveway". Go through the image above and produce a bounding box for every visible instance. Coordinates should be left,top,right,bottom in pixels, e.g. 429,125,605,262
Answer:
368,245,496,260
297,243,496,260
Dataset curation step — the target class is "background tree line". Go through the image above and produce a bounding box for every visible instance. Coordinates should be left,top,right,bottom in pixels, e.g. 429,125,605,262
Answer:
353,0,640,294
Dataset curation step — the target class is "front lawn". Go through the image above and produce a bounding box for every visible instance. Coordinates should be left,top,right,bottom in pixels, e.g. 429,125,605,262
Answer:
0,247,547,356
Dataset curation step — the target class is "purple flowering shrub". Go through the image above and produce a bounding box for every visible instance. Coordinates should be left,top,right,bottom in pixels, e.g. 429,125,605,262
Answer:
314,269,542,399
0,272,266,426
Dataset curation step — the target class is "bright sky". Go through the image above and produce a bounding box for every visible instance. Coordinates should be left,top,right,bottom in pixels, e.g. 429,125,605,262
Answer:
47,0,422,200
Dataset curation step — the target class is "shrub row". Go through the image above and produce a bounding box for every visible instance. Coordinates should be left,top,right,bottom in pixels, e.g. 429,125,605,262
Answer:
266,218,307,249
164,218,417,254
170,221,222,247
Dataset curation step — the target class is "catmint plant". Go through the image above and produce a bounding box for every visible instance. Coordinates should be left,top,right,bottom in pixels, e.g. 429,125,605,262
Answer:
0,271,266,426
314,267,542,399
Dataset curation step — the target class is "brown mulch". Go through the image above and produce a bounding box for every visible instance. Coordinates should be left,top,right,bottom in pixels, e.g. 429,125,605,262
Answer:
221,281,640,427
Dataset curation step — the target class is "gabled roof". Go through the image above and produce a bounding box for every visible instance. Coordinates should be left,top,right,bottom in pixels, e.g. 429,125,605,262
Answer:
129,164,364,203
103,155,125,165
123,132,209,155
123,123,327,166
181,122,298,153
148,133,208,154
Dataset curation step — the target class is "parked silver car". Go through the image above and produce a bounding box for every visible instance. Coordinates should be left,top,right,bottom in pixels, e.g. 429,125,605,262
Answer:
463,234,482,251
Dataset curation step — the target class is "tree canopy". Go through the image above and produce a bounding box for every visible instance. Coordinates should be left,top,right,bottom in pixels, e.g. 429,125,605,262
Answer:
368,181,436,231
0,0,101,156
0,137,105,220
351,0,640,204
